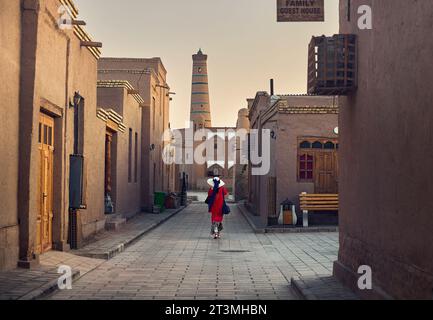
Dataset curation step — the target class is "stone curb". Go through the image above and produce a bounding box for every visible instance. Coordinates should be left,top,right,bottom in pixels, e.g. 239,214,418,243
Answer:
236,203,266,234
18,269,81,300
237,203,338,234
19,206,188,300
290,277,313,300
77,206,187,260
290,276,360,300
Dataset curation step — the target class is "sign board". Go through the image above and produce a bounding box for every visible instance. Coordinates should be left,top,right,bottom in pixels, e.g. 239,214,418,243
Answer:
277,0,325,22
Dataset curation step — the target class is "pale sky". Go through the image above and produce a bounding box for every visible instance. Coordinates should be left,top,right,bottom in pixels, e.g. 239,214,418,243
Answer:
74,0,339,128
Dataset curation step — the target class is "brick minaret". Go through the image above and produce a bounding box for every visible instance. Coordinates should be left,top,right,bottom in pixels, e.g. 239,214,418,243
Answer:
190,49,212,129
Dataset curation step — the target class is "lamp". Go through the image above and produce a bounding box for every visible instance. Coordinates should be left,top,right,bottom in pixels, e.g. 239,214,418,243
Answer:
73,92,82,107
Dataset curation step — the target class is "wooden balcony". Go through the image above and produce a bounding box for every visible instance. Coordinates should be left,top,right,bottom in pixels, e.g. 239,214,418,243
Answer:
308,34,357,95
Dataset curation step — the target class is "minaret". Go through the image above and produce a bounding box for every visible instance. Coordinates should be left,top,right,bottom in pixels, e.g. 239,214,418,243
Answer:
190,49,212,129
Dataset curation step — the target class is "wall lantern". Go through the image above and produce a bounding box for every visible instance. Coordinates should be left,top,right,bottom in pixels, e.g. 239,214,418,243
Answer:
334,127,339,135
73,92,82,107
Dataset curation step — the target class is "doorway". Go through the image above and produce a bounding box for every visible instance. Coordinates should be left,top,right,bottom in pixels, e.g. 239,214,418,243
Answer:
104,129,115,214
36,113,54,254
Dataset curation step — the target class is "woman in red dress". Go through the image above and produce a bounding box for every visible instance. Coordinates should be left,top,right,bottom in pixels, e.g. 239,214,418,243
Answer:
207,176,228,239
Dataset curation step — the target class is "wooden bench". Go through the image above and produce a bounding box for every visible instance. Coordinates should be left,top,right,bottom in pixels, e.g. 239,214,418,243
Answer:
299,192,339,227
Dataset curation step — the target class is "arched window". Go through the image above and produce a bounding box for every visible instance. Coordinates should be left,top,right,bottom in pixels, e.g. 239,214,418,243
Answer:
324,141,335,149
312,141,323,149
300,141,311,149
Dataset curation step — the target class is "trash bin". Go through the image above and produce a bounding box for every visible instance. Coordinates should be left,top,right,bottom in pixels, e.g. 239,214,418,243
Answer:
280,199,297,225
165,193,179,209
154,192,167,213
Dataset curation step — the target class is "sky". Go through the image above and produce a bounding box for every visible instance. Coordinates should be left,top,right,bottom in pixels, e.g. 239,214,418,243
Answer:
74,0,339,128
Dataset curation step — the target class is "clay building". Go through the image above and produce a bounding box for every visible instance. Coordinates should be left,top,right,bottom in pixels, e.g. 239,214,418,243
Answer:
97,80,144,222
332,0,433,299
247,92,338,226
0,0,21,270
232,108,250,201
0,0,105,270
97,57,176,212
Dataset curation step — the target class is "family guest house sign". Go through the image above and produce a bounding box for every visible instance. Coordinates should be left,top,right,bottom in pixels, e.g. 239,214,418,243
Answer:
277,0,325,22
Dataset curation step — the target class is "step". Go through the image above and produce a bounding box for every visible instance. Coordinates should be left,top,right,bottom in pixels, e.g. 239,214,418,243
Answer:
105,217,126,231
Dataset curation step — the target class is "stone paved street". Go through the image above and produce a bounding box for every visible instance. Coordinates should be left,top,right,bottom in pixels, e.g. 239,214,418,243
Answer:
45,203,339,300
0,251,104,300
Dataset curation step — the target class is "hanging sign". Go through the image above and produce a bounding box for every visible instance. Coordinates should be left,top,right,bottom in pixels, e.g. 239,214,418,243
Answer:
277,0,325,22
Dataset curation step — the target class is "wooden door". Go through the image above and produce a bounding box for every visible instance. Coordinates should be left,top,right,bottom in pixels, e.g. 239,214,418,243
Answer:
37,113,54,254
314,151,338,194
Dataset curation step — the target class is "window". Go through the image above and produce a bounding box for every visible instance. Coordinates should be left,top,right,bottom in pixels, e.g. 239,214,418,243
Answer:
47,126,52,146
324,141,335,150
38,123,42,143
300,141,311,149
134,132,138,183
299,154,314,181
312,141,323,149
297,137,338,182
128,129,132,183
39,120,54,147
43,124,48,144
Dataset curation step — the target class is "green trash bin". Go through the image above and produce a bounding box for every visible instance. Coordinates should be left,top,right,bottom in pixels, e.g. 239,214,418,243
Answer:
154,192,167,213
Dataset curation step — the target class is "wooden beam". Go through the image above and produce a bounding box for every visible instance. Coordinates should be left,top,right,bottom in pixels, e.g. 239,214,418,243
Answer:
80,41,102,48
71,20,86,26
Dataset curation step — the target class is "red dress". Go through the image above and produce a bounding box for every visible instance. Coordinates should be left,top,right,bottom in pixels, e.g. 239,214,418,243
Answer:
208,186,228,223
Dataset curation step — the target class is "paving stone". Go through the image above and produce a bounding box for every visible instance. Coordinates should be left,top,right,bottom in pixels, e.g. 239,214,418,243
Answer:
0,251,104,300
26,203,344,300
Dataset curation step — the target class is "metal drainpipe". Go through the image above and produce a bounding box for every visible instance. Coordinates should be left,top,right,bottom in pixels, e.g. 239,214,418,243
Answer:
69,92,82,249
